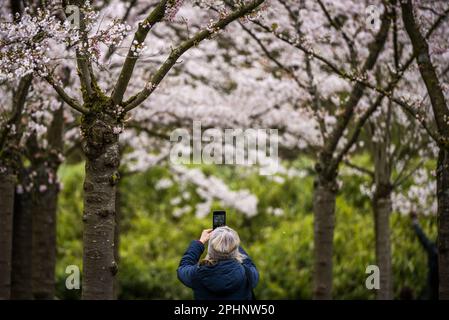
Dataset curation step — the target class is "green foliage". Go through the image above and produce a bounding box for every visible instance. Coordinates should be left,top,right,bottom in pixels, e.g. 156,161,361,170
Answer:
55,159,436,300
55,163,84,299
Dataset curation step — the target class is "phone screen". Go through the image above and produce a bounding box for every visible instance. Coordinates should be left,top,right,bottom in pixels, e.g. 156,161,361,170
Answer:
213,211,226,229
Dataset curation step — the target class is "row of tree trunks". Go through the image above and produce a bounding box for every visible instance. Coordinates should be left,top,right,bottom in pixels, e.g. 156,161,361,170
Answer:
7,105,63,300
0,69,32,299
30,104,64,299
10,163,62,300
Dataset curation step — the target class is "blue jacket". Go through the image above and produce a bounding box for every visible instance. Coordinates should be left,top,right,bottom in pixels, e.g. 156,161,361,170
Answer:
177,240,259,300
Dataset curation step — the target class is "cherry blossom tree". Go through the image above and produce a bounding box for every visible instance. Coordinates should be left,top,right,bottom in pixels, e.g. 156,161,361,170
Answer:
236,0,449,299
346,94,436,299
1,0,267,299
2,0,448,301
0,0,34,299
400,0,449,299
238,0,395,299
124,1,446,299
0,0,83,299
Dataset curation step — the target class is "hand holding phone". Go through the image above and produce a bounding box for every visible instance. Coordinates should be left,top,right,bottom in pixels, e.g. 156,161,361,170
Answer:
199,229,213,244
213,210,226,229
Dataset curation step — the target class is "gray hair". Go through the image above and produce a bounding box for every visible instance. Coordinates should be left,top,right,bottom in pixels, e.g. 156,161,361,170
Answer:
202,226,246,265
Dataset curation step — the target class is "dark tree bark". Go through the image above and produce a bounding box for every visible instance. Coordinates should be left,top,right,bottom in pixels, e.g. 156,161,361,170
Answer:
372,185,393,300
0,71,32,300
436,149,449,299
312,177,337,299
401,0,449,299
31,179,58,299
30,106,64,300
0,174,16,299
10,188,33,300
81,116,120,300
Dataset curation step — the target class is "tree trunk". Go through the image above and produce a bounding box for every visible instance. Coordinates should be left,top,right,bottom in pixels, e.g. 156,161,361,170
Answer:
313,177,337,300
372,189,393,300
81,118,120,299
370,117,393,300
31,105,63,299
401,0,449,299
31,173,58,299
437,148,449,299
11,189,33,299
0,173,16,299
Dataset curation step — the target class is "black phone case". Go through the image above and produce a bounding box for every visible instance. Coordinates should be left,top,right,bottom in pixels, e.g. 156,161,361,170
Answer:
213,212,226,229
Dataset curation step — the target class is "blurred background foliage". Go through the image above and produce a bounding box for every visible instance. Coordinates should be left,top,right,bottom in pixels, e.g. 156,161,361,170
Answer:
55,157,436,300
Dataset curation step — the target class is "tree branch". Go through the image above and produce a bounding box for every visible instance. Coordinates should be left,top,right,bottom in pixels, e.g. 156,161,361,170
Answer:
331,93,385,174
0,74,32,152
343,159,374,178
64,0,95,99
238,21,307,90
45,76,88,114
316,0,357,67
111,0,168,105
401,0,449,138
103,0,139,62
321,7,391,172
393,159,424,188
123,0,266,112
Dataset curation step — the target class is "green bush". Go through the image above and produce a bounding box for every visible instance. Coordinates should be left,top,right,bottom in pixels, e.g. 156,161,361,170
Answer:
55,160,436,300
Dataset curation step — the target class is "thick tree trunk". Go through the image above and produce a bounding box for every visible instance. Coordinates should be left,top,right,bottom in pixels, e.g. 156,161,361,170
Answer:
81,118,120,299
437,148,449,299
0,173,16,299
313,177,337,300
10,189,33,299
372,188,393,300
31,173,58,299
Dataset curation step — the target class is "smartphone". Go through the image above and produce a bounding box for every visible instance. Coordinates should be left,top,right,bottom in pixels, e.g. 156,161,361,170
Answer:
213,210,226,229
